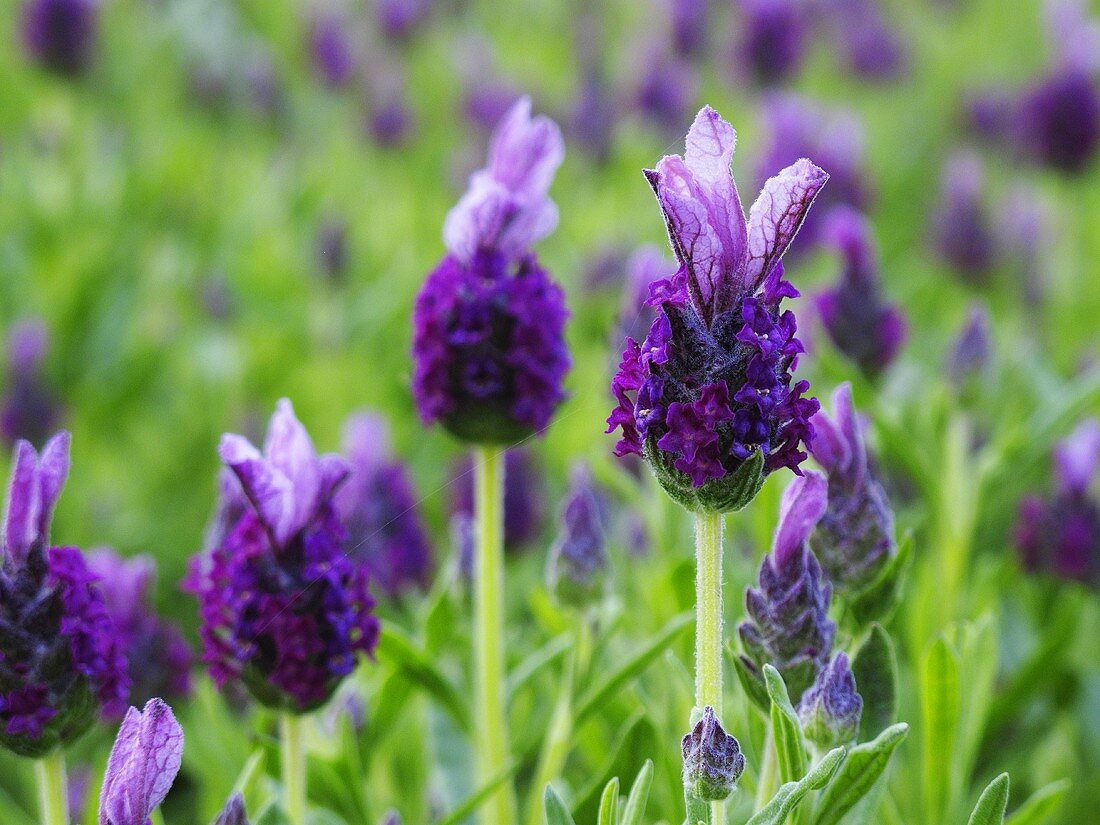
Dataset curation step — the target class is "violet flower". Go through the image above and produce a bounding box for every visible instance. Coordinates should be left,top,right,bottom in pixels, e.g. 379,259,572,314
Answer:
797,652,862,747
809,384,896,596
814,207,906,379
733,0,806,86
1,319,63,449
187,399,379,712
931,151,997,283
451,448,546,552
335,412,433,598
947,302,994,389
98,698,183,825
87,549,194,709
21,0,98,76
634,48,699,138
669,0,710,59
819,0,905,80
214,793,251,825
412,97,571,444
308,9,357,90
681,705,745,801
739,472,835,700
607,106,825,513
0,432,129,757
376,0,430,42
546,465,610,605
618,245,676,347
368,93,416,148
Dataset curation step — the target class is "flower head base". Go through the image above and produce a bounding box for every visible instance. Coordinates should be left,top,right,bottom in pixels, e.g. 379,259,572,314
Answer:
188,400,379,713
546,465,610,605
607,106,825,512
98,698,183,825
809,384,897,596
0,432,129,757
681,706,745,801
739,472,834,700
797,653,862,748
22,0,99,77
2,319,63,449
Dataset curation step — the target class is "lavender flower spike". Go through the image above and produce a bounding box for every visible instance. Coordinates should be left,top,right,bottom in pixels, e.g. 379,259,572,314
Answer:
797,652,862,748
98,698,183,825
2,319,63,449
932,151,997,282
681,706,745,801
546,464,610,605
607,105,825,512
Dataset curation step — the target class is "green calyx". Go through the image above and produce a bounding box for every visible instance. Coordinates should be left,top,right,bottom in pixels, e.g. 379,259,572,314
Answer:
644,438,766,514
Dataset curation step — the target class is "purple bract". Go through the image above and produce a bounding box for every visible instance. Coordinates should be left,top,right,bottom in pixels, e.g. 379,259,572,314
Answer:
98,698,184,825
797,652,862,747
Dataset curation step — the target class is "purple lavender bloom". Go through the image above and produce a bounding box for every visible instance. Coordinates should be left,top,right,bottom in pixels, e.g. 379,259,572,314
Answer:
187,400,379,713
1015,420,1100,587
739,472,835,699
570,69,618,164
734,0,806,86
412,98,571,444
368,93,416,148
376,0,430,41
681,705,745,801
463,81,522,133
809,384,896,596
635,50,699,137
947,303,994,388
0,432,129,757
814,208,906,379
931,151,997,283
607,106,825,513
336,412,433,598
996,184,1052,304
797,652,862,747
546,465,610,604
819,0,905,80
98,698,183,825
21,0,98,76
1,319,63,449
316,218,349,282
308,9,357,90
618,245,676,347
669,0,710,58
451,448,546,552
214,793,251,825
87,549,194,710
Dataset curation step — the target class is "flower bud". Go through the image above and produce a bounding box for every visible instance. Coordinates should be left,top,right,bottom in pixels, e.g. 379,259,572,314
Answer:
98,699,184,825
797,653,862,747
546,465,610,605
214,793,251,825
681,706,745,801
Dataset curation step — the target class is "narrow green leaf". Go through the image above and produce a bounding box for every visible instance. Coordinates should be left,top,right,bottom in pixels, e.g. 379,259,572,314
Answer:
1004,779,1071,825
597,777,620,825
620,760,654,825
967,774,1010,825
848,533,912,626
730,649,770,714
254,803,292,825
814,723,910,825
544,786,578,825
851,624,898,741
763,664,807,785
376,626,471,732
921,636,961,822
436,764,520,825
506,633,572,704
746,747,845,825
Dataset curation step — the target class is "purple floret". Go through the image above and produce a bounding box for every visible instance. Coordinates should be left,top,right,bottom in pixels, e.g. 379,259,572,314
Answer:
98,698,184,825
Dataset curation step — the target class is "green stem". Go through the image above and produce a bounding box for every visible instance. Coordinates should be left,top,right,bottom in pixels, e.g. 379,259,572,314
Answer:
474,446,517,825
35,751,67,825
695,511,725,825
280,712,306,825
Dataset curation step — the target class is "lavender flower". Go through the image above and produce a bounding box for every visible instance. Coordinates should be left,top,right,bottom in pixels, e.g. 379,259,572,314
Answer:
451,448,546,552
21,0,98,76
412,98,571,444
1,319,63,449
635,48,699,137
734,0,806,86
0,432,129,757
335,412,433,598
1015,420,1100,587
376,0,430,41
797,652,862,747
98,698,183,825
809,384,896,596
669,0,709,58
814,208,906,379
681,706,745,801
947,303,994,389
618,245,676,347
87,549,194,709
214,793,251,825
739,472,834,700
931,151,997,282
187,400,379,712
819,0,905,80
546,465,610,604
368,93,416,148
607,106,825,513
308,9,357,90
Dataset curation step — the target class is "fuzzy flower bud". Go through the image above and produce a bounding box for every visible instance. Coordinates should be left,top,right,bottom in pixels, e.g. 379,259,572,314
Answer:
797,652,862,747
681,706,745,801
98,698,183,825
546,465,610,605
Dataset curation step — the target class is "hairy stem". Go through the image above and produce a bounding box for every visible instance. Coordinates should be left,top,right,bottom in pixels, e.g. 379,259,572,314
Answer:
695,510,725,825
35,750,68,825
280,712,306,825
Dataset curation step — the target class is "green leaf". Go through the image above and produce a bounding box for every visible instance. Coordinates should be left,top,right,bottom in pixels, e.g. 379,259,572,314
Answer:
1004,779,1071,825
620,760,654,825
847,533,912,626
967,774,1010,825
544,786,578,825
747,747,845,825
376,626,472,732
506,633,572,704
921,636,961,822
306,811,349,825
254,803,292,825
851,624,898,741
436,764,520,825
813,723,910,825
597,777,619,825
730,649,770,714
763,664,807,785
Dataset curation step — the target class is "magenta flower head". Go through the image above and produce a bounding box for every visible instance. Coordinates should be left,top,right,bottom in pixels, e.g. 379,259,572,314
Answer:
681,705,745,801
2,319,64,449
931,151,997,283
809,384,896,596
734,0,806,86
87,549,193,709
797,652,862,748
335,412,433,598
412,97,571,445
451,447,546,552
607,106,826,513
814,208,906,379
98,698,183,825
546,464,610,605
21,0,98,76
187,399,379,713
739,472,834,700
1015,419,1100,587
0,432,129,757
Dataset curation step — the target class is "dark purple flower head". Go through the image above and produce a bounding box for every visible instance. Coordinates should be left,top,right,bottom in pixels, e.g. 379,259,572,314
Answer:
819,0,905,80
98,698,183,825
187,400,379,712
734,0,806,86
635,49,699,137
739,472,834,700
681,706,745,801
376,0,430,41
214,793,251,825
308,9,357,89
607,106,825,512
546,464,610,605
87,549,193,710
1016,70,1100,174
2,319,63,449
22,0,98,76
931,151,998,282
1016,420,1100,587
797,652,862,747
814,208,906,379
0,432,129,756
570,69,618,164
451,448,546,552
668,0,710,58
809,384,896,596
413,98,571,444
336,412,433,598
947,302,994,388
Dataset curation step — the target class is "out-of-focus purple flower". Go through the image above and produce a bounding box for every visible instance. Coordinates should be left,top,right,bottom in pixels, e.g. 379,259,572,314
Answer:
0,432,129,757
213,793,251,825
618,245,676,346
380,811,402,825
368,93,416,148
996,184,1052,304
308,9,358,90
583,244,631,293
814,208,906,378
947,302,994,388
87,549,194,710
964,89,1018,144
733,0,806,86
681,705,745,801
186,399,379,712
607,106,825,512
931,151,998,283
1,319,63,449
809,384,896,596
819,0,905,80
336,412,433,598
21,0,98,76
463,79,522,133
413,98,571,444
451,448,546,552
546,465,610,604
376,0,430,41
67,764,91,823
669,0,710,58
739,472,834,700
98,698,183,825
797,652,862,747
316,218,349,282
1016,419,1100,587
450,512,475,581
635,48,699,137
570,70,618,164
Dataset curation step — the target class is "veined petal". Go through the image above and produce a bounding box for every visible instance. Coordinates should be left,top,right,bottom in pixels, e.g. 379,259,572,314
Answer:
98,699,184,825
486,96,565,197
219,434,297,546
745,158,828,292
3,440,41,563
773,471,828,566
